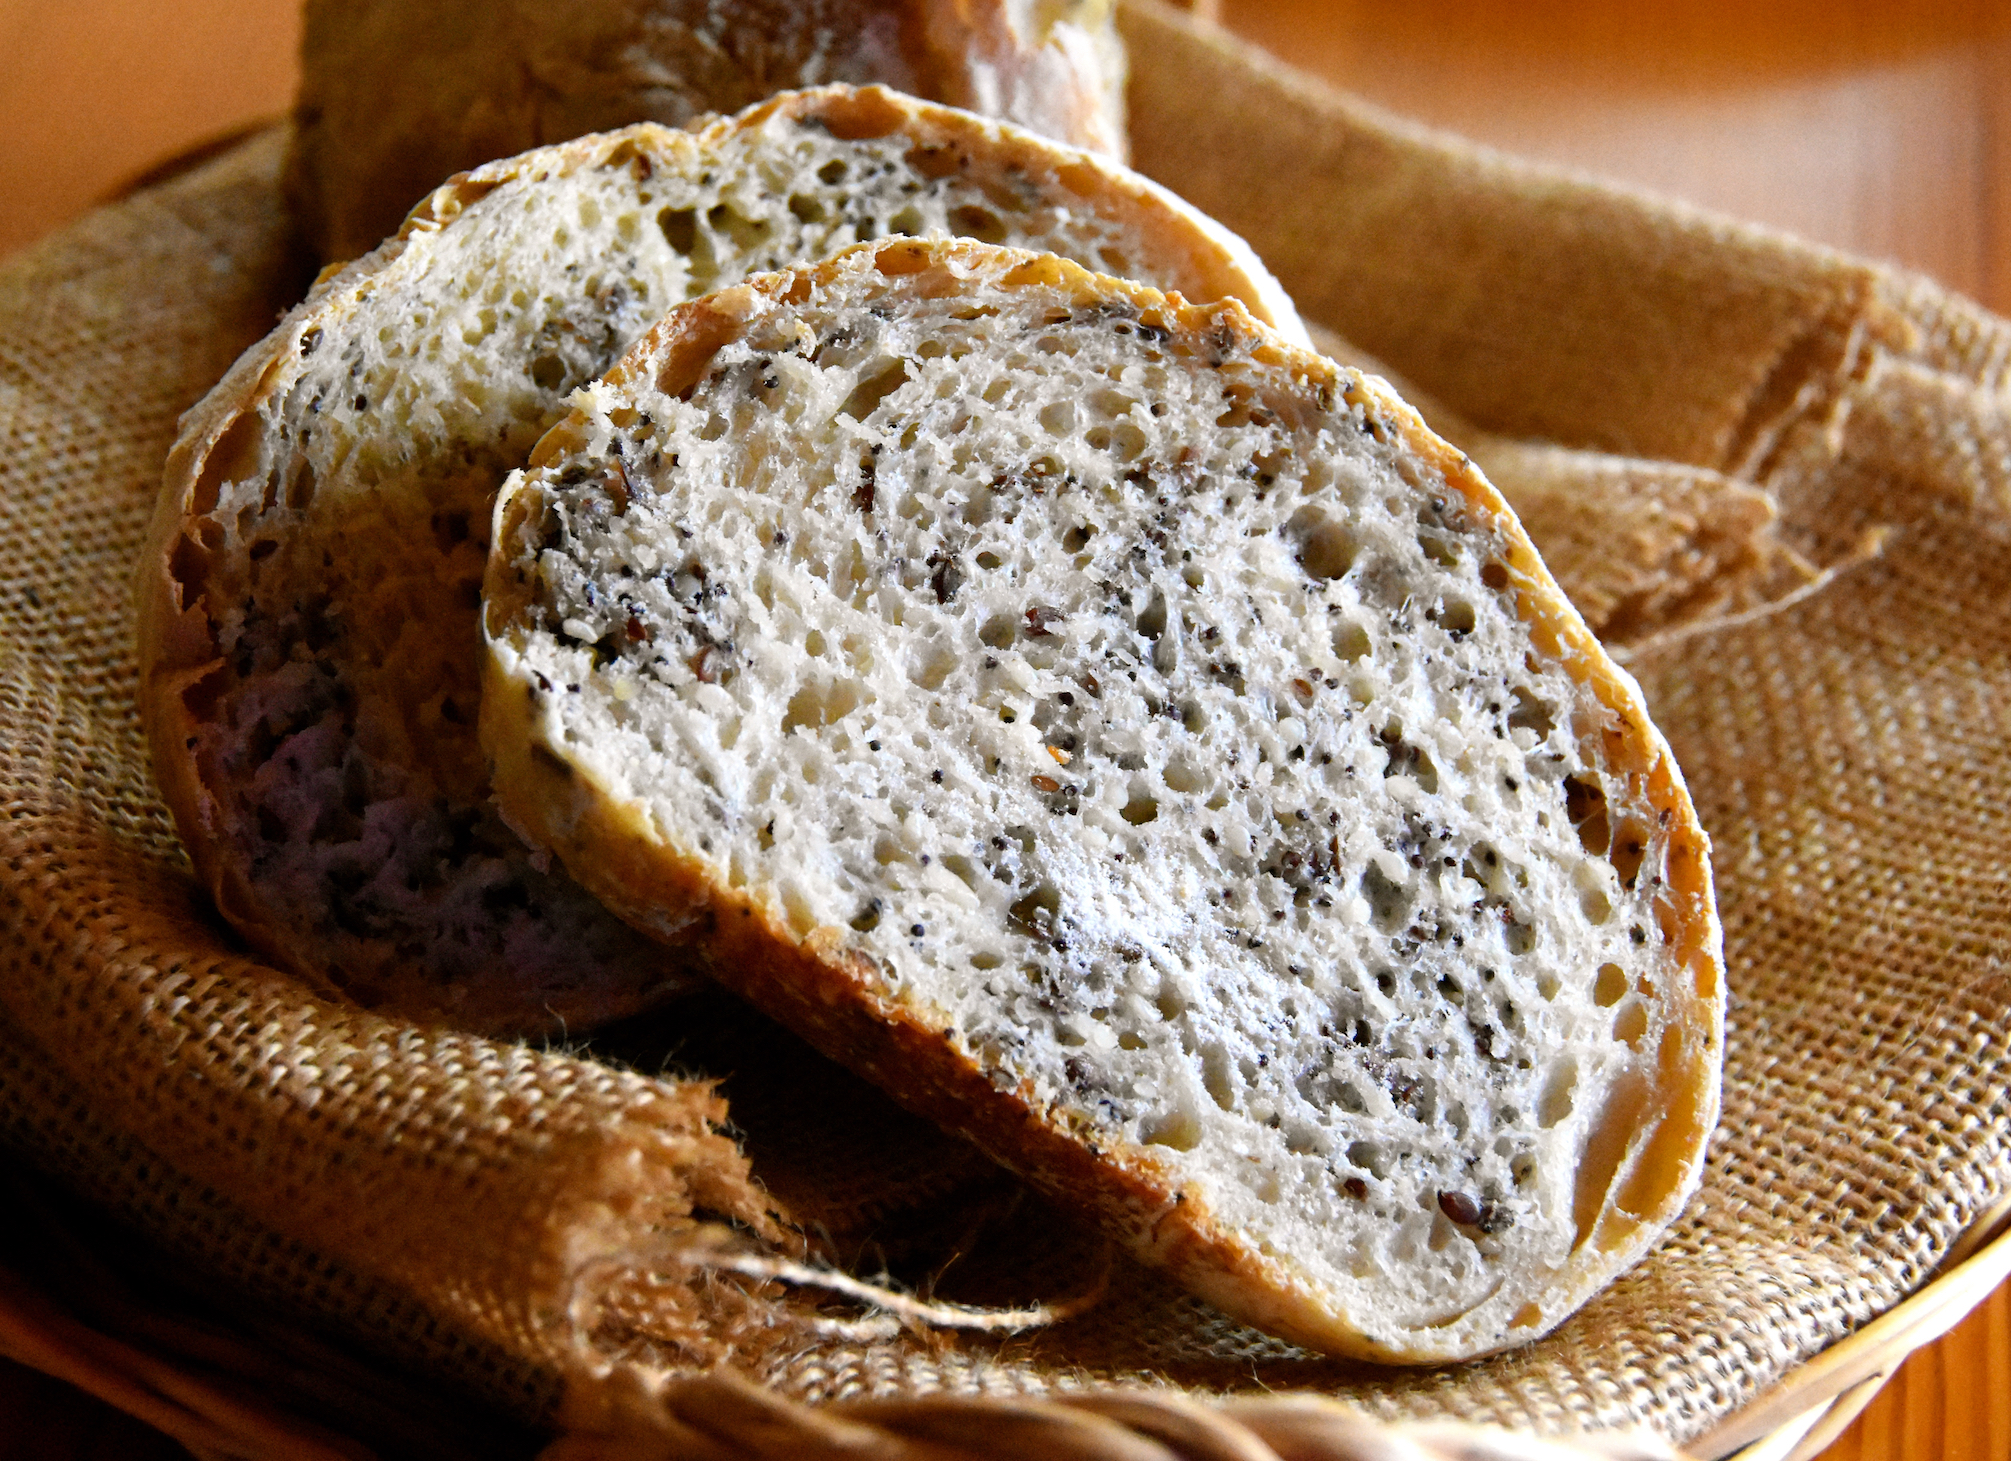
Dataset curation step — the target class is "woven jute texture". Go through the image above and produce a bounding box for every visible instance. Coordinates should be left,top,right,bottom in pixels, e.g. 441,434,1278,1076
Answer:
4,3,2011,1451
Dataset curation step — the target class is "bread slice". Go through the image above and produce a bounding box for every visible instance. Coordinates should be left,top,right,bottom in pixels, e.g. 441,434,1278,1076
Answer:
479,239,1725,1359
138,88,1305,1037
289,0,1129,261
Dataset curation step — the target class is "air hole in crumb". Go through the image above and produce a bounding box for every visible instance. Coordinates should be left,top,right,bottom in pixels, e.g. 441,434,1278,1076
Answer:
1202,1048,1235,1110
1538,1059,1578,1127
1286,505,1356,580
1380,734,1438,794
1346,1140,1390,1179
1144,1109,1202,1150
839,359,908,420
1110,422,1148,461
910,644,955,690
1418,532,1460,569
1008,883,1061,936
1564,775,1611,856
1333,621,1372,661
1136,589,1168,639
529,354,566,391
1433,598,1477,636
1508,687,1555,737
706,202,770,250
1594,963,1628,1007
978,614,1016,649
1613,999,1649,1047
1361,861,1409,932
949,204,1008,243
658,206,698,252
781,678,861,732
1062,522,1096,552
1610,822,1649,888
971,950,1003,969
1120,790,1159,825
850,900,883,932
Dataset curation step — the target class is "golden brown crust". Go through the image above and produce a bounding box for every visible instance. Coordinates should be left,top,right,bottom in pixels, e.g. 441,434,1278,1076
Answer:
483,239,1725,1361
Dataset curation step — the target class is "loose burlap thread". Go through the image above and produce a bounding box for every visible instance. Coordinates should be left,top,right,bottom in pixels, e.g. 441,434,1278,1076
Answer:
3,2,2010,1451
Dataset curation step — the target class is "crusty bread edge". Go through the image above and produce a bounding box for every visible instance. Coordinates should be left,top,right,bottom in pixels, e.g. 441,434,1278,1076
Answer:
139,298,334,986
481,239,1726,1363
714,86,1305,345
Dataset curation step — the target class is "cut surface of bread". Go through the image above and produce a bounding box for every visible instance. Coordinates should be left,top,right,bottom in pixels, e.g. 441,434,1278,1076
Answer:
480,239,1725,1359
289,0,1128,260
139,89,1304,1038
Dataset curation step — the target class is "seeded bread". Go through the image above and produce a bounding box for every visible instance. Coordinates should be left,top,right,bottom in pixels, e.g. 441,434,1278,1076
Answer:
479,239,1726,1359
289,0,1129,261
138,89,1305,1037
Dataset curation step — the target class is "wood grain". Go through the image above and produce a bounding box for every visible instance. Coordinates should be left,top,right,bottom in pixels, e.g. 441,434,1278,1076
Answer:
1813,1282,2011,1461
0,1356,184,1461
0,1,299,259
0,1,2005,1457
1215,0,2011,316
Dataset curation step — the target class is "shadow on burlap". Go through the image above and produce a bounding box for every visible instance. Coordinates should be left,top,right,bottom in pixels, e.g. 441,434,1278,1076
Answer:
2,2,2009,1450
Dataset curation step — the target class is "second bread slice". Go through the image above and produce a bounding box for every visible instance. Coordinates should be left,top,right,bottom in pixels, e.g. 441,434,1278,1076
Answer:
481,239,1724,1361
139,88,1300,1037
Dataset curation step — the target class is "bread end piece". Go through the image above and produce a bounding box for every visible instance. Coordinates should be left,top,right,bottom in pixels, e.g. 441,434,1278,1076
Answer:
286,0,1133,262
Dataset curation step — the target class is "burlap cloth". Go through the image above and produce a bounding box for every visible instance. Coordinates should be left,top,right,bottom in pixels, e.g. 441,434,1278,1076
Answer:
4,3,2009,1452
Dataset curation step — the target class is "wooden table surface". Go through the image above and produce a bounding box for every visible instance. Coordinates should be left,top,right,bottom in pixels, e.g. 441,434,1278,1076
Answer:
1,2,2007,1457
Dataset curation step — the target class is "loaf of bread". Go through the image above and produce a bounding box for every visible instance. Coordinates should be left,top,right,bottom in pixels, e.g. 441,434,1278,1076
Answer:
288,0,1129,260
480,239,1726,1359
139,89,1304,1037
